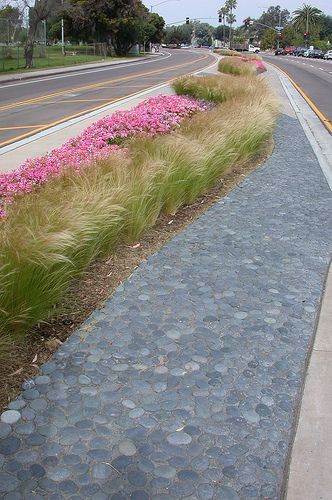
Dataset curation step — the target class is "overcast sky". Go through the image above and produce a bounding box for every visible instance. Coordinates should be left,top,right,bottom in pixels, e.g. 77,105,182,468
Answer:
143,0,331,27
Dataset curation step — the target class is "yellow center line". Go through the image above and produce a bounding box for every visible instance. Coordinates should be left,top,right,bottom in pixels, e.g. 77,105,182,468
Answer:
42,98,117,104
267,61,332,134
0,125,46,130
0,54,209,113
0,53,213,148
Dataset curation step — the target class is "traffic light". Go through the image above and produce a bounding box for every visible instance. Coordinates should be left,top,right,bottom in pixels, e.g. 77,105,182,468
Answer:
186,17,190,24
218,14,222,23
303,31,307,39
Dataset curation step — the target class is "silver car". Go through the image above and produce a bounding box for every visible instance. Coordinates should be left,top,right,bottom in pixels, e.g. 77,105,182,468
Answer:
324,50,332,60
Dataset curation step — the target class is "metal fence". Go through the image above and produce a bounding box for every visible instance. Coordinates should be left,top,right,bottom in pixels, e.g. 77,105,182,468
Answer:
0,43,109,72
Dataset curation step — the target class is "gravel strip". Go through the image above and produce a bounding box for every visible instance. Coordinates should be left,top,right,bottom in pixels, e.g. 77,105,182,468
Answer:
0,114,331,499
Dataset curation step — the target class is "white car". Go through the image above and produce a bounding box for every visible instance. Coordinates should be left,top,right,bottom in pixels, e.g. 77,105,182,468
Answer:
324,50,332,60
248,44,260,53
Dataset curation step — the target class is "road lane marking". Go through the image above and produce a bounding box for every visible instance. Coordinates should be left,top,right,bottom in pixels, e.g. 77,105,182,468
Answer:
53,98,117,103
267,61,332,134
0,53,210,113
0,52,172,89
0,53,216,148
0,125,45,130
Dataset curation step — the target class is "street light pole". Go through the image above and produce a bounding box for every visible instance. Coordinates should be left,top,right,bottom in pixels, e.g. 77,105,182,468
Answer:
61,0,65,56
150,0,180,11
149,0,180,51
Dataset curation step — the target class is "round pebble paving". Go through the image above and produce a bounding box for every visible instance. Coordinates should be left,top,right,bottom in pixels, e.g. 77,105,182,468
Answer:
118,440,137,457
0,115,331,499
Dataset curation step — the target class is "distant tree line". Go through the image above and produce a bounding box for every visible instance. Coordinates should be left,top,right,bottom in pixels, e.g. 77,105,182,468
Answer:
1,1,331,68
0,0,165,67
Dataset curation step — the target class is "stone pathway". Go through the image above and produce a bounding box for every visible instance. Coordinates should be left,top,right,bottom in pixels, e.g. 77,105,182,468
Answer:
0,113,332,500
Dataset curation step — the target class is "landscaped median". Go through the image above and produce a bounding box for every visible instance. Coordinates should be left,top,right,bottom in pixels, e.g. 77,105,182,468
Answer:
0,69,278,352
217,55,267,76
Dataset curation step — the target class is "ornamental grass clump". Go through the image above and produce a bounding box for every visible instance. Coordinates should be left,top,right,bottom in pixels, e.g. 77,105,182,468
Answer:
214,49,242,57
218,56,258,76
0,95,207,217
172,74,258,104
0,74,278,343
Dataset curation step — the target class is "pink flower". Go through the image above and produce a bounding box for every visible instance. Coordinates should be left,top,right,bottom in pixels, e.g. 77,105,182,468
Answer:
0,95,209,217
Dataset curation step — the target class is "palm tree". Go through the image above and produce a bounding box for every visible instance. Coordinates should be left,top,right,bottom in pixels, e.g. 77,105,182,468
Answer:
219,6,229,45
292,4,322,43
226,0,237,48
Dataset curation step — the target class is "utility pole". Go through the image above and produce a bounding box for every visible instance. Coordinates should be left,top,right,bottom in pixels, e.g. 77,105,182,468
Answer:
277,10,281,49
61,0,65,56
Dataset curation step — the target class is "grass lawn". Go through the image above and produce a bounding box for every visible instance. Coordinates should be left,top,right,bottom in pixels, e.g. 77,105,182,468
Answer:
0,45,130,73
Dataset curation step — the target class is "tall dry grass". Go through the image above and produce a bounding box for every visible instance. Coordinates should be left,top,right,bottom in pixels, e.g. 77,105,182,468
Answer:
218,57,257,76
173,74,259,104
214,49,243,57
0,74,278,344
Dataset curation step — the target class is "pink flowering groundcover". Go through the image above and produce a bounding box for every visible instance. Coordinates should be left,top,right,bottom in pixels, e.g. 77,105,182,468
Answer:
240,57,267,74
0,95,209,217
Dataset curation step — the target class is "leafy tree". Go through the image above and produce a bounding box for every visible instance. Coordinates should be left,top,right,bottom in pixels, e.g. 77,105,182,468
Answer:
292,4,323,35
195,22,214,46
226,12,236,47
319,14,332,39
281,24,303,46
257,5,290,37
164,23,192,45
144,12,165,44
110,16,142,55
24,0,58,67
218,5,229,43
214,23,230,43
0,4,22,43
260,28,276,49
225,0,237,48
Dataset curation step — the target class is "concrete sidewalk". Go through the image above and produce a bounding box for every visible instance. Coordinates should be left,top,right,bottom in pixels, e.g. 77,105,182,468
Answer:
0,64,331,499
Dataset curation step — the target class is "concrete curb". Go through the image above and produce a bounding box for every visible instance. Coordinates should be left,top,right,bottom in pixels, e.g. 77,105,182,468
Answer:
285,262,332,500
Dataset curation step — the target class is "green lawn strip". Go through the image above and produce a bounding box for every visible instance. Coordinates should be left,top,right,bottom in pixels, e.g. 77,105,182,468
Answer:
0,45,140,73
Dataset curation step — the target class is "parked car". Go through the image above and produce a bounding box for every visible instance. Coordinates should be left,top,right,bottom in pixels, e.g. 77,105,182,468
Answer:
283,46,296,55
324,50,332,60
274,48,284,55
294,47,307,56
303,49,312,57
307,48,324,59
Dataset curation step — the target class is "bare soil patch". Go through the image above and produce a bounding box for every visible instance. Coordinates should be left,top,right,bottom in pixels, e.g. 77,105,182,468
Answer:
0,140,273,413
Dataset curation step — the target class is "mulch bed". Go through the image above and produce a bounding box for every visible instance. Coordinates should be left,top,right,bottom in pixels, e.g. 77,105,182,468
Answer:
0,140,273,413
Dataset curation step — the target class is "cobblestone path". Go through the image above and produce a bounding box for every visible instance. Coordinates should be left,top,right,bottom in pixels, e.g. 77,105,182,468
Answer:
1,114,332,500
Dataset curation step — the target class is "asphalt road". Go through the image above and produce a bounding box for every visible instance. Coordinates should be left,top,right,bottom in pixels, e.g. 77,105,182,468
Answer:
0,49,215,148
263,54,332,125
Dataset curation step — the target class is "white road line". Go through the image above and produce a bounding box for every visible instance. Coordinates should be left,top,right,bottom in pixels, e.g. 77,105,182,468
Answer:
0,54,219,157
0,52,173,89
